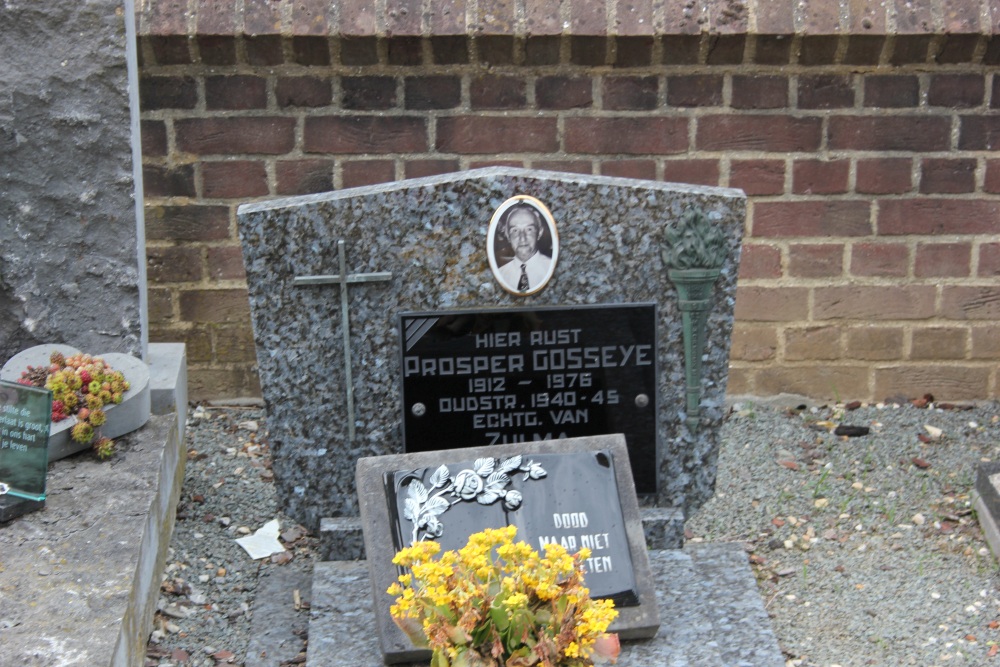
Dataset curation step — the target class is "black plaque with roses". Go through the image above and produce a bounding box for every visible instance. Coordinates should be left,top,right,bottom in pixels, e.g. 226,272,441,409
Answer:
383,449,639,607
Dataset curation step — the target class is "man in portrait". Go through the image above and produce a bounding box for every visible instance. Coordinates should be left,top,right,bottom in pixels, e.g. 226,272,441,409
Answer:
496,203,552,293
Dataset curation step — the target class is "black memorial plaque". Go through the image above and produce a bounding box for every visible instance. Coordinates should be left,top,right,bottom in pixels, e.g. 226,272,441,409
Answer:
400,305,658,493
384,449,639,607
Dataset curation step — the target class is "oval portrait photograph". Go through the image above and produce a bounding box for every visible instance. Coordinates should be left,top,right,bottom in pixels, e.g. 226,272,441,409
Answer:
486,195,559,296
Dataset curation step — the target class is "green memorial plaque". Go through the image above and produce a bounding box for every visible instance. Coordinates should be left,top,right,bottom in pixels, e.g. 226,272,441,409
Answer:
0,380,52,521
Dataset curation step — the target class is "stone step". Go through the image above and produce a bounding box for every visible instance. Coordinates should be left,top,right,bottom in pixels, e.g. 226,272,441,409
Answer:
308,543,784,667
317,506,686,561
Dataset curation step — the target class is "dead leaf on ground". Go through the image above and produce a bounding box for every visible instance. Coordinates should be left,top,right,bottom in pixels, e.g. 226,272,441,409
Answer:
912,457,932,469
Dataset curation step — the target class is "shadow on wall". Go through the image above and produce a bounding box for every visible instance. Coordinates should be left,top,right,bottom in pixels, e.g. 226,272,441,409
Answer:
0,260,40,363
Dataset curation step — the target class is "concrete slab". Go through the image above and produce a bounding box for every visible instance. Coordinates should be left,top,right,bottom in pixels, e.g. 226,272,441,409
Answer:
244,562,312,667
0,414,186,667
308,543,784,667
148,342,188,441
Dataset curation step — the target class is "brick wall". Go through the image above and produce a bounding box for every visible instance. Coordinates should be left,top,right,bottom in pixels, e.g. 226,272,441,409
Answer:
137,0,1000,401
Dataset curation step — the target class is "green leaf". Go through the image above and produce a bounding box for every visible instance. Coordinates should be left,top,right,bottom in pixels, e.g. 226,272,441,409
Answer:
488,605,510,632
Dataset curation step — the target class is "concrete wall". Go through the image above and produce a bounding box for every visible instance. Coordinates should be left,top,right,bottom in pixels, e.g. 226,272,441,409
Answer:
137,0,1000,402
1,1,142,362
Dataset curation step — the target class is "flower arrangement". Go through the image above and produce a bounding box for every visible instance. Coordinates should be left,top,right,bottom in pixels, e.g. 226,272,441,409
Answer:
17,350,129,459
387,525,620,667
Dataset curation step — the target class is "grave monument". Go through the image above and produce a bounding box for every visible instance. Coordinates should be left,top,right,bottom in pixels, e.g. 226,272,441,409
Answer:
238,168,744,533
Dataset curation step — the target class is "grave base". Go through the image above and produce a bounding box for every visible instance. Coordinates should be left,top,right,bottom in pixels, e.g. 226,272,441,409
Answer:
0,495,44,523
974,462,1000,560
307,543,784,666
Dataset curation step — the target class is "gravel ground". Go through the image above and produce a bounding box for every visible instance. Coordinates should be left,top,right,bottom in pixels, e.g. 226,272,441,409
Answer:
146,399,1000,667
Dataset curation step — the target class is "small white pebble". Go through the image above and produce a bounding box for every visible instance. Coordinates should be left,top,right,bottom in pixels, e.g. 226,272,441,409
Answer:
931,592,941,599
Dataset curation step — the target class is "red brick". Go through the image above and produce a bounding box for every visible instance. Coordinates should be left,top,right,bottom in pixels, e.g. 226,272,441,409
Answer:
341,160,396,188
914,243,972,278
878,200,1000,235
784,326,842,361
734,287,809,321
941,287,1000,320
994,77,1000,109
570,0,607,34
927,74,985,108
788,244,843,278
919,158,976,194
276,77,332,108
205,76,267,110
292,35,330,67
471,75,527,110
753,201,871,237
536,77,593,110
141,120,167,157
663,1,705,34
143,164,196,199
524,36,561,65
304,116,427,154
661,35,702,65
404,159,460,179
958,116,1000,150
405,76,461,110
214,325,259,363
816,285,937,320
202,160,269,199
798,75,855,109
616,2,654,35
730,75,788,109
479,36,516,66
662,160,719,186
855,158,912,194
196,36,237,65
863,75,919,107
533,161,592,174
147,289,174,324
385,0,422,36
146,0,187,35
753,35,793,65
829,116,950,151
429,0,467,34
911,327,968,360
340,0,377,36
890,35,933,65
180,289,251,324
149,36,191,65
936,35,980,64
276,159,333,195
206,246,248,281
340,37,379,65
176,118,296,155
614,36,654,66
738,244,782,279
188,368,261,403
666,75,724,107
850,243,909,277
697,116,822,152
147,246,202,283
341,76,397,110
437,117,557,154
845,326,904,361
705,34,746,65
844,35,886,65
244,0,283,35
571,36,608,66
980,243,1000,277
730,160,785,196
799,36,839,66
986,160,1000,193
755,366,871,402
565,118,688,155
971,326,1000,359
874,365,990,401
152,328,211,364
387,37,423,66
431,36,469,64
195,2,236,36
245,36,284,65
603,76,659,110
793,160,850,195
140,76,197,110
145,205,231,242
730,326,778,361
599,160,656,180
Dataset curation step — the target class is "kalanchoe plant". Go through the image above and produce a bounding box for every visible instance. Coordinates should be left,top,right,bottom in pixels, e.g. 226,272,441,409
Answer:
388,525,620,667
17,350,129,459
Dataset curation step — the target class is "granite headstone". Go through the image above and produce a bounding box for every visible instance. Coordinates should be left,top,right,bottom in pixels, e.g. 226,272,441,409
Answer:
237,168,745,531
357,434,660,663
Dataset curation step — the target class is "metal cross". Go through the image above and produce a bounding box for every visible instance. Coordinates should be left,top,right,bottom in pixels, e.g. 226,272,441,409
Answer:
293,239,392,441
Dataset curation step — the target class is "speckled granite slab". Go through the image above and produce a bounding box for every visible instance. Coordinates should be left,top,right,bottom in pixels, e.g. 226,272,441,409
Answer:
237,168,745,530
307,543,784,667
